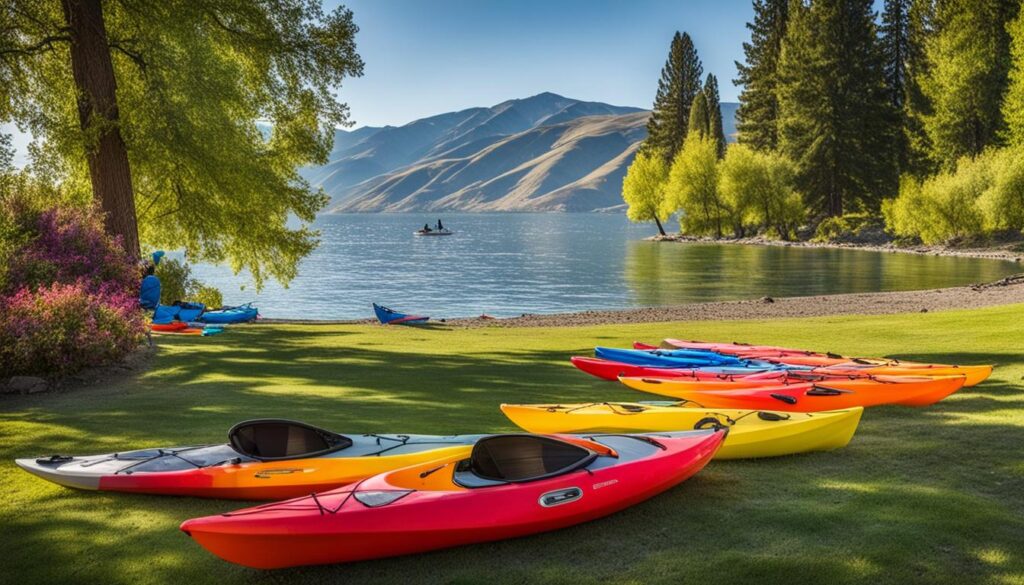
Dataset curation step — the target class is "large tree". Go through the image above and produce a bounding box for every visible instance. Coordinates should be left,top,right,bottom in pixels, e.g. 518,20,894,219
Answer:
880,0,912,172
622,149,670,236
903,0,937,176
1006,5,1024,145
777,0,897,217
0,0,363,287
644,32,703,162
920,0,1017,167
735,0,789,151
703,74,727,158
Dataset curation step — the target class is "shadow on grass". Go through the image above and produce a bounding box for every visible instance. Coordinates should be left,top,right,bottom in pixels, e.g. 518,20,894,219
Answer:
2,329,1024,584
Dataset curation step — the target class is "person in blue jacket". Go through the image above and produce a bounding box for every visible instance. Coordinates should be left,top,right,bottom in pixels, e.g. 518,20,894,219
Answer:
139,251,164,310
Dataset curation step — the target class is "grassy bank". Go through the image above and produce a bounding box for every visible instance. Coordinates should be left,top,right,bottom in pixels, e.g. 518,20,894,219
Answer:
2,305,1023,585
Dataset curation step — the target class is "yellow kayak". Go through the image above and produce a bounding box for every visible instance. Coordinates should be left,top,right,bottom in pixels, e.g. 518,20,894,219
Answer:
500,403,862,460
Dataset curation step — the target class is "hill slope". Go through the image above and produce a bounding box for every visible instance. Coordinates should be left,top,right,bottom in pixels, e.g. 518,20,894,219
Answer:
302,93,738,212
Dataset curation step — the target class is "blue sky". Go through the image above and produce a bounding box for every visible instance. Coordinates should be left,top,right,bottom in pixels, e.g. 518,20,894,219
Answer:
330,0,756,127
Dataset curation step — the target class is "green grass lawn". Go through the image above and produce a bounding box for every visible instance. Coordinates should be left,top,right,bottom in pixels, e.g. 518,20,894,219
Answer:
2,305,1023,585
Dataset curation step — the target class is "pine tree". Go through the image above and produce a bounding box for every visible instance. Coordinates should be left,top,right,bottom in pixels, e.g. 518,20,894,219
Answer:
1002,7,1024,146
880,0,912,171
735,0,789,151
688,92,711,138
704,74,727,158
777,0,897,217
904,0,937,176
921,0,1017,167
644,32,704,161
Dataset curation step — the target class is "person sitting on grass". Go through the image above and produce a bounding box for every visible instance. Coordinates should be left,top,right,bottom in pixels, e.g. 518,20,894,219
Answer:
139,262,161,310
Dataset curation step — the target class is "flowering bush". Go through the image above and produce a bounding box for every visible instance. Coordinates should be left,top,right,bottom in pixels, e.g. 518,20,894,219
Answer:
3,204,137,298
0,197,146,377
0,283,145,376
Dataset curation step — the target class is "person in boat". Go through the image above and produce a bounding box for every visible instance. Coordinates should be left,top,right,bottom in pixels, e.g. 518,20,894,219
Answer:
436,219,444,231
422,223,432,233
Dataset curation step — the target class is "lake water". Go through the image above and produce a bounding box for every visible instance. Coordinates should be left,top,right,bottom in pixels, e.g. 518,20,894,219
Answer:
187,213,1020,320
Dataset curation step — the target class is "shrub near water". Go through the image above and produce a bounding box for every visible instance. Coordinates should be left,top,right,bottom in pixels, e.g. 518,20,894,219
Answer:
0,283,144,376
0,199,145,377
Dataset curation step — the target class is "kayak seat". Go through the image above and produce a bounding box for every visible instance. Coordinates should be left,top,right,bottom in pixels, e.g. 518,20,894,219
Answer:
228,420,353,461
453,435,596,488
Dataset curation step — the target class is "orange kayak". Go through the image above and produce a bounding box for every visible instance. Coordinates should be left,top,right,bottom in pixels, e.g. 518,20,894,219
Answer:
656,339,992,386
618,375,966,411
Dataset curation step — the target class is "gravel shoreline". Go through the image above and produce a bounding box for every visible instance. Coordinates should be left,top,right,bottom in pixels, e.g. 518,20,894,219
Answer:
646,234,1024,262
261,274,1024,329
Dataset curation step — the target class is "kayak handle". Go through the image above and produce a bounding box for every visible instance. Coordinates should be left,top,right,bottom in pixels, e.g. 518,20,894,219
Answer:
539,487,583,508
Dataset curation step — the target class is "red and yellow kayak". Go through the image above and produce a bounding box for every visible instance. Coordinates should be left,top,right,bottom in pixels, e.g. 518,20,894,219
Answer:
181,430,726,568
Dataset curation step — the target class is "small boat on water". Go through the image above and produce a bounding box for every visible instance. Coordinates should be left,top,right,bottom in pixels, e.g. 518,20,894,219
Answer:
373,303,430,325
414,219,453,236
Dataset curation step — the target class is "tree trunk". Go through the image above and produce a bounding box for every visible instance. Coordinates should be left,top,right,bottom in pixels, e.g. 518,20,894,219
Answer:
654,215,667,236
62,0,139,257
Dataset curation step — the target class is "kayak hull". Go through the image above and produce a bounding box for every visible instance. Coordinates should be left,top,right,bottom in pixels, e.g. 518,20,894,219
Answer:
15,437,478,500
619,374,966,407
618,375,966,411
181,430,725,569
500,404,862,459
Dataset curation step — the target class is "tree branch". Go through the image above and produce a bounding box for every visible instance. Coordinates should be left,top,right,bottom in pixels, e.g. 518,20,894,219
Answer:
108,41,147,70
0,34,71,58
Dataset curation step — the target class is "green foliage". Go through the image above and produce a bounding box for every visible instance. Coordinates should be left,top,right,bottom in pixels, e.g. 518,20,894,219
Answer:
622,149,670,234
813,212,881,243
902,0,938,176
1003,8,1024,146
777,0,897,216
644,32,704,162
1,1,364,290
719,144,804,239
735,0,789,151
688,92,710,138
154,258,223,308
882,159,991,244
703,74,726,158
977,147,1024,232
662,133,723,237
921,0,1016,167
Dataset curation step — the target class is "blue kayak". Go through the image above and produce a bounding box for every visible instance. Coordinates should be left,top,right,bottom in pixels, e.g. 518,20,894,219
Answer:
373,303,430,325
595,347,747,368
199,304,258,324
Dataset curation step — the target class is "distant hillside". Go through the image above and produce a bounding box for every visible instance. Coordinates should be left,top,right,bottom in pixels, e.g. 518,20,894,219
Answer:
301,93,739,212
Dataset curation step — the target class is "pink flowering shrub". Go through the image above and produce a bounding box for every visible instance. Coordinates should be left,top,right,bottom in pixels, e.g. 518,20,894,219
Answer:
0,198,145,377
0,283,145,376
3,205,137,297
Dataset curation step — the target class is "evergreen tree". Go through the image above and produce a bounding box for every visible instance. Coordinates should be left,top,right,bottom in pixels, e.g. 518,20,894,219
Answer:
921,0,1017,167
0,1,362,285
880,0,912,171
688,92,711,138
1002,7,1024,146
735,0,789,151
904,0,937,176
644,32,704,161
704,74,727,158
777,0,897,217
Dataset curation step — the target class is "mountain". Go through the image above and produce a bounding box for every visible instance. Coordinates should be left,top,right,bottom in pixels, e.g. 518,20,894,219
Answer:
302,93,739,212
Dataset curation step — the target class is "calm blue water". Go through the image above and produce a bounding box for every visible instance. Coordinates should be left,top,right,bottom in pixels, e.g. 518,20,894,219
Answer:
187,214,1020,320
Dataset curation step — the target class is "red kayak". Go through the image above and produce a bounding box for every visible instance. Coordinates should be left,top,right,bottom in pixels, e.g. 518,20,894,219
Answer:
181,430,726,569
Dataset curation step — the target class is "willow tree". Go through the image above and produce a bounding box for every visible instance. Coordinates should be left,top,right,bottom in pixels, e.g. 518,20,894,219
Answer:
0,0,363,287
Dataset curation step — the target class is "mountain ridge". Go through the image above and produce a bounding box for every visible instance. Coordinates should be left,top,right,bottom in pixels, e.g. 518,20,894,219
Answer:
301,93,737,213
